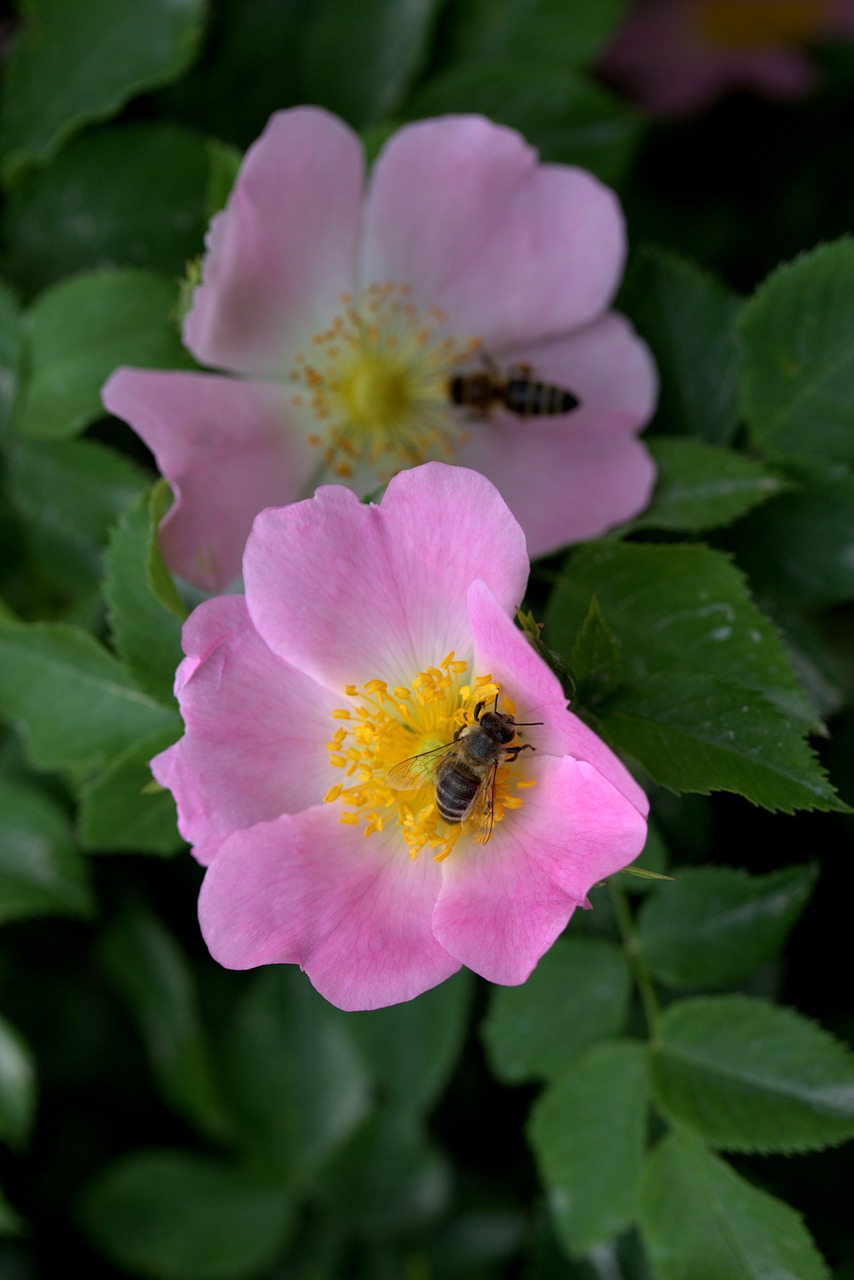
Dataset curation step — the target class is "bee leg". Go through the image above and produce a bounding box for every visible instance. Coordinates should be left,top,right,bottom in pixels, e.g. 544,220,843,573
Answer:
506,744,536,763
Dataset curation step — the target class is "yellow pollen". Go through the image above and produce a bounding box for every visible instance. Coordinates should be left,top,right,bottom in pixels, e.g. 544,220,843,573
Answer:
696,0,828,48
322,656,534,863
289,281,482,482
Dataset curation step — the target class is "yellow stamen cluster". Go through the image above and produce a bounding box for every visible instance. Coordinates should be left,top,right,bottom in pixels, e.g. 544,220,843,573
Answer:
323,652,534,862
289,282,480,479
697,0,827,48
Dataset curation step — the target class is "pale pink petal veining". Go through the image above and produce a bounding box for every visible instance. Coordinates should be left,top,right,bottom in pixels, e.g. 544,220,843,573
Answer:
243,462,529,691
198,807,460,1010
184,107,364,376
433,827,577,986
103,367,316,592
361,115,625,346
455,313,658,556
433,754,646,984
151,595,340,865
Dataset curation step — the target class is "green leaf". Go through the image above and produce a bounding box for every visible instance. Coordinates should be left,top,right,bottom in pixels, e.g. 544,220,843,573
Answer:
762,605,845,726
297,0,442,127
528,1040,648,1258
0,621,178,772
625,437,788,533
637,863,818,989
205,138,243,216
220,969,371,1185
147,481,188,621
407,66,641,186
0,774,93,922
4,123,210,293
105,487,184,707
0,282,22,438
619,246,743,444
316,1111,449,1239
15,269,191,441
0,1015,36,1150
0,0,207,179
620,820,671,895
9,436,146,564
78,727,184,856
729,462,854,608
0,1184,25,1236
481,937,631,1083
639,1131,830,1280
444,0,629,71
568,596,622,708
344,971,473,1116
547,542,817,728
598,673,842,812
741,239,854,463
77,1150,295,1280
650,996,854,1153
97,907,232,1142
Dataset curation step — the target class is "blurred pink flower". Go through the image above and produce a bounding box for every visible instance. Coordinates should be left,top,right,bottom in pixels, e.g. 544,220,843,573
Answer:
153,464,648,1011
599,0,854,116
103,107,656,591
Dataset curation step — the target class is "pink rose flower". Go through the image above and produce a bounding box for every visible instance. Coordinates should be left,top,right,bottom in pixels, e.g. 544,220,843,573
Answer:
599,0,854,117
153,463,648,1011
103,107,656,591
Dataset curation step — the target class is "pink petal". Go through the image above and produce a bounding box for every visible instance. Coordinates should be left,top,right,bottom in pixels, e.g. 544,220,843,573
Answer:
432,822,577,987
455,312,657,557
518,755,649,896
243,462,529,691
432,754,646,985
152,596,340,865
713,48,818,99
184,107,363,376
198,807,461,1011
361,115,625,347
102,367,317,591
598,0,823,115
467,577,649,816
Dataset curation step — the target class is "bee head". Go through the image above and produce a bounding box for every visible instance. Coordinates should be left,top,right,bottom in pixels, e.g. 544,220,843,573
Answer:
478,710,518,744
473,695,543,744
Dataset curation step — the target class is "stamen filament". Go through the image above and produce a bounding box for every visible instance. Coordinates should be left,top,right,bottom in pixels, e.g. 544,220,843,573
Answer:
322,655,532,862
289,282,481,480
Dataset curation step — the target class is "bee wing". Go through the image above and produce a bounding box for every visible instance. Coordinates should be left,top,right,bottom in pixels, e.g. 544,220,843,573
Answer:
386,743,454,792
461,764,498,846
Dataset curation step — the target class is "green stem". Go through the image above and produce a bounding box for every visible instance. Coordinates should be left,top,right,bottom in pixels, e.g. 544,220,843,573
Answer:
609,878,660,1040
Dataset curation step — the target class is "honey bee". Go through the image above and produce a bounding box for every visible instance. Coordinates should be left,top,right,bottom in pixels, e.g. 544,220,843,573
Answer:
448,357,580,419
386,695,542,845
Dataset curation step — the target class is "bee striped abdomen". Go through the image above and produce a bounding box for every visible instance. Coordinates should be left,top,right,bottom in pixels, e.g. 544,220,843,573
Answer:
448,372,495,414
503,378,579,417
436,765,480,824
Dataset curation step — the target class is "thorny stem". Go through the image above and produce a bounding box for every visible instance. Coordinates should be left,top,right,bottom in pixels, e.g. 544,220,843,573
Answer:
609,878,661,1041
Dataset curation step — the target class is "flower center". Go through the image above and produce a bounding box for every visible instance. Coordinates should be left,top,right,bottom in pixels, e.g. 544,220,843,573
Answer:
323,653,535,861
289,282,480,479
696,0,828,48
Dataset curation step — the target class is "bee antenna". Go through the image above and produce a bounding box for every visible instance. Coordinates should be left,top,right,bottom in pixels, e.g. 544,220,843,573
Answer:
515,720,544,727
